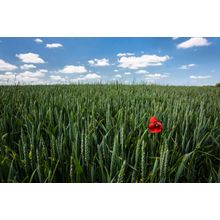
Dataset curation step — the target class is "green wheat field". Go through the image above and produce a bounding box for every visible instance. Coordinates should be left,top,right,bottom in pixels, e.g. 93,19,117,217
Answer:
0,84,220,183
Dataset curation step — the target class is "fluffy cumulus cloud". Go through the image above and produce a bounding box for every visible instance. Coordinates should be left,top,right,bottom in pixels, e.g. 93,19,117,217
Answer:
145,73,169,80
50,75,67,82
0,72,16,83
88,58,110,66
177,38,211,49
59,65,87,74
0,69,46,85
70,73,101,83
46,43,63,48
179,64,196,70
18,70,45,78
38,69,48,73
17,77,40,83
84,73,101,80
117,53,134,57
135,70,149,74
0,59,17,71
115,74,122,78
190,75,212,79
34,38,43,43
20,64,36,70
124,72,131,75
16,53,45,63
118,54,170,69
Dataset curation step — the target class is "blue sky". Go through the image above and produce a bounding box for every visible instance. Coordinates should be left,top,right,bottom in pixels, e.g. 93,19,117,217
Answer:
0,37,219,85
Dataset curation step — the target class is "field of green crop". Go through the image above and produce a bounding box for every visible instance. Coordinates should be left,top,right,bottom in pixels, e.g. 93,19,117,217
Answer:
0,84,220,183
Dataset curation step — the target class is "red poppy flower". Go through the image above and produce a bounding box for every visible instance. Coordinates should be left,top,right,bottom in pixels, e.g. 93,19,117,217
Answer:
148,116,162,133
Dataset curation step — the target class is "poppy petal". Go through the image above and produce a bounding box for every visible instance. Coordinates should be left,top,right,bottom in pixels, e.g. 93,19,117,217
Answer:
149,127,162,133
150,116,158,123
148,123,155,130
148,120,163,133
157,122,162,128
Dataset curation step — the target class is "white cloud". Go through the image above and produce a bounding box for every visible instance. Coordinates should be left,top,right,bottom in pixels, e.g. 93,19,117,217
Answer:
0,72,34,85
0,59,17,71
4,72,15,76
19,70,46,78
124,72,131,75
17,76,40,83
70,73,101,83
88,60,94,65
20,64,36,70
0,72,16,81
115,74,122,78
117,53,134,57
39,69,48,73
84,73,101,79
145,73,169,80
177,38,211,49
34,38,43,43
46,43,63,48
16,53,45,63
50,75,67,82
190,75,212,79
114,69,119,72
16,69,46,84
59,65,87,74
118,54,170,69
135,70,149,74
179,64,196,70
0,69,46,85
88,58,110,66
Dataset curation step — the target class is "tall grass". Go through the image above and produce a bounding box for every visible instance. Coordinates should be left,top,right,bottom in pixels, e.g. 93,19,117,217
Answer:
0,84,220,182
